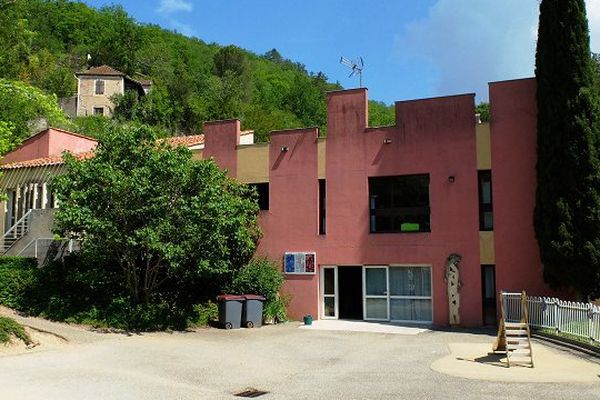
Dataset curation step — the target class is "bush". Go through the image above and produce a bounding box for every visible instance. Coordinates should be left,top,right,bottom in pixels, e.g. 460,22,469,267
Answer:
190,301,219,327
230,257,287,323
0,316,31,345
0,257,37,309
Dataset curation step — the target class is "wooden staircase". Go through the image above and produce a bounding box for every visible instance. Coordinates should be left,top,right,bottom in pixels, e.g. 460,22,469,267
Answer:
493,291,534,368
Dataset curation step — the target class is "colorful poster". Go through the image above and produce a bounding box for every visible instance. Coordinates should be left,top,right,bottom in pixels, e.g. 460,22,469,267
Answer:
283,252,316,274
305,253,315,273
284,253,295,273
294,253,305,273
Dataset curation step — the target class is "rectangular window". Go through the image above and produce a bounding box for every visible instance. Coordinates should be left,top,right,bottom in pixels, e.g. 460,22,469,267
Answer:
319,179,326,235
249,182,269,210
369,174,430,233
478,170,493,230
389,266,432,323
93,107,104,116
95,79,105,95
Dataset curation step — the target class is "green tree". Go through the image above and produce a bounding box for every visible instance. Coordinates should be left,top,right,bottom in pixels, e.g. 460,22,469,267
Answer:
52,124,261,304
368,101,395,127
534,0,600,298
475,102,490,123
0,79,70,154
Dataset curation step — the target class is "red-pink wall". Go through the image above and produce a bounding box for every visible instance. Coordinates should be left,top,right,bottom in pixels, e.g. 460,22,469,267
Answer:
47,129,96,157
203,120,241,177
321,90,480,326
259,128,321,320
204,89,485,326
1,128,96,164
489,78,556,297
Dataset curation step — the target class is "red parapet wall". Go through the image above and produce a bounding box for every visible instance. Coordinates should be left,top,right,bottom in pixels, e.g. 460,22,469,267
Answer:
489,78,555,297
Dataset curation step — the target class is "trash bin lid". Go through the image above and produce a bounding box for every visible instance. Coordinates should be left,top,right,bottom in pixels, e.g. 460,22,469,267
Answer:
244,294,266,301
217,294,245,301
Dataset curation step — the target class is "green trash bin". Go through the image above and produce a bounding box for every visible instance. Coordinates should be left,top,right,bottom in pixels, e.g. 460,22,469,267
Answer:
217,294,245,329
242,295,266,328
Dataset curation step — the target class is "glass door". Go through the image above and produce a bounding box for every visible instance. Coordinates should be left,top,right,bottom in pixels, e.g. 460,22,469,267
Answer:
321,266,338,319
363,266,389,320
388,266,433,323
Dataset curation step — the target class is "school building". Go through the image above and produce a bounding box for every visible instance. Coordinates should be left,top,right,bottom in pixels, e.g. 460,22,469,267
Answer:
0,77,557,327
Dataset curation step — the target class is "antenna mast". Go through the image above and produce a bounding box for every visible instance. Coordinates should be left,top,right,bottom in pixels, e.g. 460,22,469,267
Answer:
340,56,364,87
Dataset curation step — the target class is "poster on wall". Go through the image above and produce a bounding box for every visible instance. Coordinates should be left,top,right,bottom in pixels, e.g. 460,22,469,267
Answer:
284,252,316,275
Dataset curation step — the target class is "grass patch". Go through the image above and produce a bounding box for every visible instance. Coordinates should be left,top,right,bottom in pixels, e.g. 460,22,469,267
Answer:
536,327,600,348
0,316,31,345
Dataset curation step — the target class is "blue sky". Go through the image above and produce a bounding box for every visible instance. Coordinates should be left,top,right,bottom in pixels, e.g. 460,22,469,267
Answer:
83,0,600,104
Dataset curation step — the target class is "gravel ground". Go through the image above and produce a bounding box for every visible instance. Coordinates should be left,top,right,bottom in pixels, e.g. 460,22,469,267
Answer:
0,322,599,400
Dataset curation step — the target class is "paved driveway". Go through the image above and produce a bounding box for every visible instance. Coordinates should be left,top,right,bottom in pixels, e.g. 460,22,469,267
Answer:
0,323,599,400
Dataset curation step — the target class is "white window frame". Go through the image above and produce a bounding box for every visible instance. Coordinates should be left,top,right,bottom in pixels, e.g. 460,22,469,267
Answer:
388,264,433,324
363,265,390,321
319,265,338,319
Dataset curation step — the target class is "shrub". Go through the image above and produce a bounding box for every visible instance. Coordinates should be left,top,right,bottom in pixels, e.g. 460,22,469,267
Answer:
0,257,37,309
230,257,287,322
190,301,219,327
0,316,31,345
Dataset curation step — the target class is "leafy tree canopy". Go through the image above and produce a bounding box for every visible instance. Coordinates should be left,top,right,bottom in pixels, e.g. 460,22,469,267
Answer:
0,78,70,154
52,124,261,304
0,0,395,142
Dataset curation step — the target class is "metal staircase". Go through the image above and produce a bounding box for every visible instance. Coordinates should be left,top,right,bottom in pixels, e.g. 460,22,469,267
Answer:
0,209,33,254
493,291,535,368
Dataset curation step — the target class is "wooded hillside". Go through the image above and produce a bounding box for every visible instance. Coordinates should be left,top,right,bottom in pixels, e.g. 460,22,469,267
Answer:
0,0,395,141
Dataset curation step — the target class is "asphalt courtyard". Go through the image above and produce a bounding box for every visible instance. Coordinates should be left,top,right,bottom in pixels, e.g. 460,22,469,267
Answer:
1,319,599,400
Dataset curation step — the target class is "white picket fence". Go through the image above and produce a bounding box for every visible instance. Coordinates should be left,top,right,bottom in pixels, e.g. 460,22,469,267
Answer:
503,293,600,345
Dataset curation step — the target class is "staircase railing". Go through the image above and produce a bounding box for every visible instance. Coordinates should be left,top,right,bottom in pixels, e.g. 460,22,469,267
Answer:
0,209,33,254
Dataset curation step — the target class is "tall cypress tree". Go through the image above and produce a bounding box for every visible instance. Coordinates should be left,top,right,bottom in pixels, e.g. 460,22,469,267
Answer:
534,0,600,298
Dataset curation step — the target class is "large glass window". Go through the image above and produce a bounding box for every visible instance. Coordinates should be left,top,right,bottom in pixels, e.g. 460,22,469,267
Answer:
369,174,430,233
389,266,432,322
478,170,493,230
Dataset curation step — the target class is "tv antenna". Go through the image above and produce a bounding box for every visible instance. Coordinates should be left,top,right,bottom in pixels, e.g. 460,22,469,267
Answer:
340,56,364,87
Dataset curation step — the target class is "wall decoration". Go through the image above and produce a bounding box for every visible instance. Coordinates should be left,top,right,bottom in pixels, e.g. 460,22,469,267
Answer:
284,252,316,275
445,253,463,326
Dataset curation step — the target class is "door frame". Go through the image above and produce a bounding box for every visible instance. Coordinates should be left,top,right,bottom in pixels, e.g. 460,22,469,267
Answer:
388,264,434,324
320,265,338,319
363,265,390,321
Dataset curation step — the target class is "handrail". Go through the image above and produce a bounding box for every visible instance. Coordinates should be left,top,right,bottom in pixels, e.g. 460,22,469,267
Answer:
17,237,77,259
1,209,33,240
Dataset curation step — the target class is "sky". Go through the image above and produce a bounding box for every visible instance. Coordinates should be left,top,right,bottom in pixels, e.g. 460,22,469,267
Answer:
82,0,600,104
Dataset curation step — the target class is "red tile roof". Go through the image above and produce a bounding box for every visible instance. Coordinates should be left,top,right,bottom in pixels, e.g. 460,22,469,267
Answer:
76,65,125,76
161,134,205,147
1,151,95,170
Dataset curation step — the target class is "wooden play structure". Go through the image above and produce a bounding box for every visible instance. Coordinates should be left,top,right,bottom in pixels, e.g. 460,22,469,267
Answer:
493,291,534,368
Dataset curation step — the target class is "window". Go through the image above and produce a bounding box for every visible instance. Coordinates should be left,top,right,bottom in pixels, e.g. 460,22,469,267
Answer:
478,170,493,230
369,174,430,233
95,79,105,95
249,182,269,210
319,179,326,235
389,266,432,322
93,107,104,116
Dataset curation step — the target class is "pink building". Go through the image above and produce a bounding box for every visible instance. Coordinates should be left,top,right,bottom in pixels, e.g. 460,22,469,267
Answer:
0,78,558,327
201,77,558,327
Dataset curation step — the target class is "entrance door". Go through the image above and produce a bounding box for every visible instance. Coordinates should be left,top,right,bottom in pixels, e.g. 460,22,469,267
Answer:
321,266,338,319
338,266,363,320
481,265,497,325
363,266,389,321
